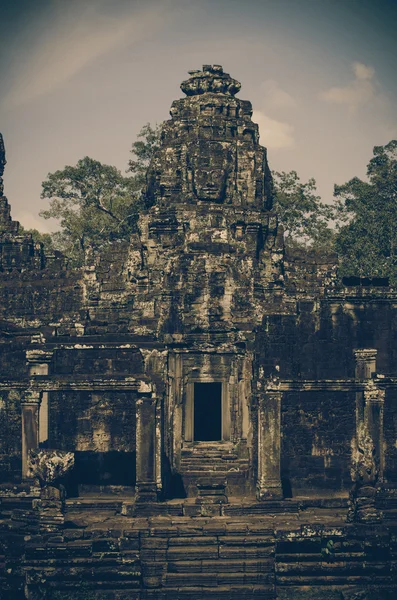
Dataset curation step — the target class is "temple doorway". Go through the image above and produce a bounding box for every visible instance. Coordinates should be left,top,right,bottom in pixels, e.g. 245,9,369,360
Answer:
194,382,222,441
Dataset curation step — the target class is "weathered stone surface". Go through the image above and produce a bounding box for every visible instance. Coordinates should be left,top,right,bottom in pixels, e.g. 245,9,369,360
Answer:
1,66,397,598
27,449,74,487
347,422,382,523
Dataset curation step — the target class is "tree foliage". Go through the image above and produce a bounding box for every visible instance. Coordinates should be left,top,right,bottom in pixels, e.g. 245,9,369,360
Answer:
334,140,397,282
39,124,161,266
40,157,137,264
128,122,162,190
272,170,336,250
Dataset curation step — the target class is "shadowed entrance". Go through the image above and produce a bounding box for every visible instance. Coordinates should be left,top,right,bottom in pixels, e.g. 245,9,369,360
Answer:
194,382,222,441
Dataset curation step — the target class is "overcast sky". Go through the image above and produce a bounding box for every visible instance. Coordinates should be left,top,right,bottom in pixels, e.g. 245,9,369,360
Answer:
0,0,396,232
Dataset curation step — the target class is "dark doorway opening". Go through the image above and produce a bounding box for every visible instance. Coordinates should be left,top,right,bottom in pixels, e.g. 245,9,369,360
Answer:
194,382,222,441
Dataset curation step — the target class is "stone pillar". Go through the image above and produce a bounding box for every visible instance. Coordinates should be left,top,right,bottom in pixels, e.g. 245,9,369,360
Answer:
256,391,283,500
26,348,53,447
21,389,41,479
135,396,158,502
364,382,386,481
348,349,384,522
353,349,384,479
353,349,378,380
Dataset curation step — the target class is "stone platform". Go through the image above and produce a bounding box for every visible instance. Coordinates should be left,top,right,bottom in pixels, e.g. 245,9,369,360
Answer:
2,491,397,599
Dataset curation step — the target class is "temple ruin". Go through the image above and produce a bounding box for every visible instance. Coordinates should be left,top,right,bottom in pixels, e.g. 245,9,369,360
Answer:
1,65,397,599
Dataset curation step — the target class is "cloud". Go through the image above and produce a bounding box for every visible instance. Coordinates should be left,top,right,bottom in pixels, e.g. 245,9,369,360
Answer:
253,110,295,149
2,0,170,108
320,61,377,110
353,62,375,81
260,79,296,109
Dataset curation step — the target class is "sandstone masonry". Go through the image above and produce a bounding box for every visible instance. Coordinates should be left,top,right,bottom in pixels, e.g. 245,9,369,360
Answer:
1,66,397,600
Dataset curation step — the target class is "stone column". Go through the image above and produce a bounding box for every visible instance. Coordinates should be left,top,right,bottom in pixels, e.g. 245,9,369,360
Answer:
21,389,41,479
364,382,386,481
135,396,158,502
353,349,384,479
348,349,384,522
26,348,53,446
354,349,378,422
257,390,283,500
353,348,378,380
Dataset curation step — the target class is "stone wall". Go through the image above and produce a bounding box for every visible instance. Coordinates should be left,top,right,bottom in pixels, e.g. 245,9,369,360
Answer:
256,297,397,381
281,391,355,494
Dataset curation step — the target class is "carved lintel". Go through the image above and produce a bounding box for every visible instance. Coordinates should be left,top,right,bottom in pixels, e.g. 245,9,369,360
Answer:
26,349,54,365
353,348,378,363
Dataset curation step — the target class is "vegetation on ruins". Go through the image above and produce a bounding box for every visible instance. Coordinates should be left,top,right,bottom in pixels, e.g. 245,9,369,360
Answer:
334,140,397,282
272,170,336,251
127,122,162,190
39,158,139,265
34,124,161,265
27,122,397,281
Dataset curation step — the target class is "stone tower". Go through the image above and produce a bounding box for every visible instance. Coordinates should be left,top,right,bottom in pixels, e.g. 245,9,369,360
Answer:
123,65,286,499
146,64,273,210
0,134,46,269
129,65,285,338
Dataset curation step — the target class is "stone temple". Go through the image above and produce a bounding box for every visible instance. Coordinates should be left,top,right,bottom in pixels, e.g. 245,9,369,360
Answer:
1,65,397,599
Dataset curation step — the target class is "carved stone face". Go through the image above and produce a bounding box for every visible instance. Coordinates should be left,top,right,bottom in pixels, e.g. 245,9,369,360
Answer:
191,141,231,202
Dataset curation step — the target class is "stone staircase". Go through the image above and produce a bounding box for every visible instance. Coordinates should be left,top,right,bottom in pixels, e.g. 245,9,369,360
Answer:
179,442,251,498
2,493,397,598
275,522,396,592
377,483,397,521
142,518,276,599
21,508,277,599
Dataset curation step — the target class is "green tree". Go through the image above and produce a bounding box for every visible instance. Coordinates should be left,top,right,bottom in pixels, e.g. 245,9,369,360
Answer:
334,140,397,282
40,157,137,265
273,170,336,250
39,123,161,266
128,122,162,190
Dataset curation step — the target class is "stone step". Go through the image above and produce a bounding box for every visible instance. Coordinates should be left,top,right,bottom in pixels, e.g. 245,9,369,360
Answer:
150,585,276,599
54,580,141,591
181,451,224,458
275,573,392,586
181,451,240,459
180,460,249,470
44,566,141,580
165,571,274,586
275,562,392,576
164,535,274,549
223,502,299,515
180,465,249,473
65,499,123,511
180,459,249,467
167,558,274,574
379,509,397,520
